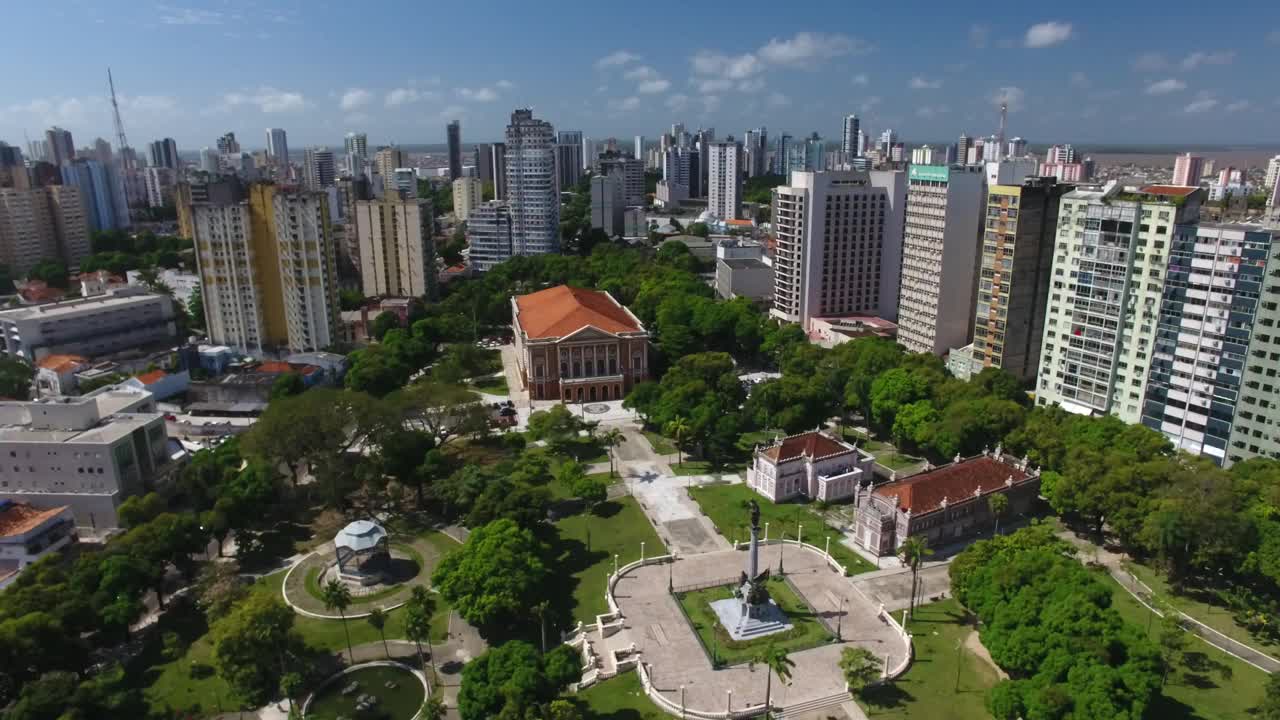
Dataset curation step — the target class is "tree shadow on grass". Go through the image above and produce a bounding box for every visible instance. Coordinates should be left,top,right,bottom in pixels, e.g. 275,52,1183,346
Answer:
860,683,914,712
1147,693,1206,720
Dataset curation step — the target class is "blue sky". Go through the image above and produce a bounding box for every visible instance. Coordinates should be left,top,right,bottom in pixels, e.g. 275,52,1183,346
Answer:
2,0,1279,152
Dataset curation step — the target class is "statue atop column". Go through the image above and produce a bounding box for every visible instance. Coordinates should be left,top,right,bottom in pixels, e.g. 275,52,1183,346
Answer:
738,500,772,611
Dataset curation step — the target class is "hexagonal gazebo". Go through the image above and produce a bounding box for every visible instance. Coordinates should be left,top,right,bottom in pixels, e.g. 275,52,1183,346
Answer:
334,520,391,586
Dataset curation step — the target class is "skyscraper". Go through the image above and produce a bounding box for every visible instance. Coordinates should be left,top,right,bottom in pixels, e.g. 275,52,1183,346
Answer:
148,138,179,170
190,183,339,354
1172,152,1205,186
489,143,508,201
841,115,860,156
968,177,1073,381
1265,155,1280,191
706,141,742,220
633,136,644,160
956,134,972,167
770,169,906,329
61,159,127,232
344,132,368,159
45,127,75,167
556,131,584,191
772,134,792,175
453,177,482,223
354,193,436,298
266,128,289,170
581,137,597,170
0,185,90,273
303,147,336,190
93,138,113,165
217,132,240,155
590,173,624,237
446,120,462,181
374,147,405,191
1225,225,1280,464
895,164,987,355
600,157,644,207
504,108,559,261
466,202,513,272
199,148,219,173
1035,184,1205,423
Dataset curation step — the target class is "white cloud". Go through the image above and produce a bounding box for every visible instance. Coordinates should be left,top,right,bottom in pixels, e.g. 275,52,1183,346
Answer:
1268,29,1280,45
595,51,640,69
737,78,766,93
1069,72,1091,89
1145,78,1186,95
436,104,466,121
157,5,222,25
701,95,721,113
495,79,514,90
610,96,641,112
1132,52,1169,72
595,85,609,94
457,87,499,102
691,50,763,80
909,76,943,90
1225,100,1251,112
916,104,950,118
665,94,690,111
339,88,371,111
384,88,436,107
990,86,1026,112
221,87,304,113
852,73,869,86
757,31,871,66
638,79,670,94
859,96,881,114
1024,21,1072,48
1184,92,1218,113
767,92,790,108
624,65,660,82
693,78,734,93
1180,50,1235,70
969,24,989,49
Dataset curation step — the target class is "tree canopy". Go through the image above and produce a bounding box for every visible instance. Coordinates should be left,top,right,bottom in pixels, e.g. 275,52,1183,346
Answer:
431,519,550,634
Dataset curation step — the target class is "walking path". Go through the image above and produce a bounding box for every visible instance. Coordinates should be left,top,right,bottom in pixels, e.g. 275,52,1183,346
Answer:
1060,531,1280,673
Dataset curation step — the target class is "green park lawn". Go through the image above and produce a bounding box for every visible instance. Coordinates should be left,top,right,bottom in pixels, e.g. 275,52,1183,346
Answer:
669,459,746,477
574,671,668,720
471,373,509,394
675,576,832,665
1123,559,1280,658
859,598,1001,719
688,483,875,576
552,496,667,623
1094,569,1268,720
641,430,677,456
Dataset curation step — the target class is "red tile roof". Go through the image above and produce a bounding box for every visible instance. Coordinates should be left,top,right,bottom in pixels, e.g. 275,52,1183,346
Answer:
873,456,1030,515
0,503,68,538
725,219,754,227
36,354,89,373
256,361,319,376
515,285,643,339
1139,185,1199,197
134,369,168,386
762,431,856,462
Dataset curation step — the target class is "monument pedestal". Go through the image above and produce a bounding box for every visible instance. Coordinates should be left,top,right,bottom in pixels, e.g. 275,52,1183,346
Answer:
709,597,793,640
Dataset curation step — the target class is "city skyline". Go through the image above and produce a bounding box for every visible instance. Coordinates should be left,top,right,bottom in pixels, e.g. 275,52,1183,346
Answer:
2,1,1278,149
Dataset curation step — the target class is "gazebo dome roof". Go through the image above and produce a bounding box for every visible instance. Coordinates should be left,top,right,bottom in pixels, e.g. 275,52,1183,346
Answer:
335,520,387,552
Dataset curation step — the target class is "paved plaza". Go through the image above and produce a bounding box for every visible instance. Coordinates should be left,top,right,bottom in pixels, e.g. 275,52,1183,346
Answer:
601,544,907,715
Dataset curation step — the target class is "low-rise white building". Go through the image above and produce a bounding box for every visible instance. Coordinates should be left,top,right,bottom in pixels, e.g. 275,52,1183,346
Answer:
126,268,201,308
0,287,177,362
746,430,875,503
0,501,75,589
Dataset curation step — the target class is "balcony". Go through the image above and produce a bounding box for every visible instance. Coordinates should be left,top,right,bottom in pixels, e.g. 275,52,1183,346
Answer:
561,373,624,385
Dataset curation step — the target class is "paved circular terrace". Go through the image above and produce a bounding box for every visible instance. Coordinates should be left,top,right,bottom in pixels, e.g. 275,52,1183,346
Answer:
606,543,908,714
283,536,445,618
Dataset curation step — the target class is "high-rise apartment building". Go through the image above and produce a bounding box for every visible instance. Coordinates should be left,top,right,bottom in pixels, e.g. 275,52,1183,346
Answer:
896,164,987,355
1172,153,1205,186
582,137,597,171
446,120,462,181
344,132,368,159
0,186,90,274
770,169,907,330
1006,137,1028,158
1046,144,1077,165
303,147,336,190
911,146,936,165
503,109,559,262
217,132,240,155
707,142,742,220
143,167,176,209
1226,226,1280,463
968,177,1073,381
467,202,514,272
453,177,482,223
1141,223,1278,464
633,136,644,160
353,194,435,298
45,127,75,167
190,183,339,354
744,128,769,178
199,147,219,173
600,157,644,207
556,131,584,192
148,138,179,170
475,143,507,201
1035,183,1205,423
1263,155,1280,191
374,147,406,191
841,115,860,156
772,134,792,175
61,159,128,232
266,128,290,170
590,173,624,237
956,134,972,167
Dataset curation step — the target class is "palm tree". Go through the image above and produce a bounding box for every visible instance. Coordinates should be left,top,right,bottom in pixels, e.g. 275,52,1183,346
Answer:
601,428,626,478
898,535,933,620
367,607,389,658
665,417,690,467
750,643,795,717
321,579,355,662
534,600,550,653
420,695,447,720
406,586,438,678
279,671,304,715
987,493,1009,536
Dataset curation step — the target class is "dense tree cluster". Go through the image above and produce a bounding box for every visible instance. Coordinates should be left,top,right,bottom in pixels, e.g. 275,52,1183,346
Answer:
457,640,581,720
624,352,748,467
950,525,1162,720
79,229,192,276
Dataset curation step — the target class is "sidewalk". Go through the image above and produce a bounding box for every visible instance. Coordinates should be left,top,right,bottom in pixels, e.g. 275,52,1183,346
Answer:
1060,530,1280,673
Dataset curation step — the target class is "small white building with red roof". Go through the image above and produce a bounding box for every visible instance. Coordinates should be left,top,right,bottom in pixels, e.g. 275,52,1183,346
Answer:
746,430,876,503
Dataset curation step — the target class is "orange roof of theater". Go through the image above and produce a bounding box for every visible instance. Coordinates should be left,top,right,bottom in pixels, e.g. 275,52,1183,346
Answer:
873,456,1029,515
762,432,855,462
0,503,67,538
36,354,89,373
516,285,641,339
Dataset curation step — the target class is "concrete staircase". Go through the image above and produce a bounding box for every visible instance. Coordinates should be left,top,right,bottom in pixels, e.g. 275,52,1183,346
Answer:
777,691,851,719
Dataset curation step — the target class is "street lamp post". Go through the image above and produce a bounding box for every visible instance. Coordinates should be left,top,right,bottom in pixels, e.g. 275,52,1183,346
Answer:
764,521,769,542
837,595,846,641
668,552,676,593
726,689,732,716
825,535,831,560
640,541,646,563
680,685,686,719
797,522,803,547
614,553,619,576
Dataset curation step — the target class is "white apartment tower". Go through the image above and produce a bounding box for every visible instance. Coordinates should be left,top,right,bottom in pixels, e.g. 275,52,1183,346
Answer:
453,176,482,223
303,146,336,190
505,109,560,259
896,164,987,355
770,170,907,330
353,195,436,298
707,141,742,220
1035,183,1205,422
